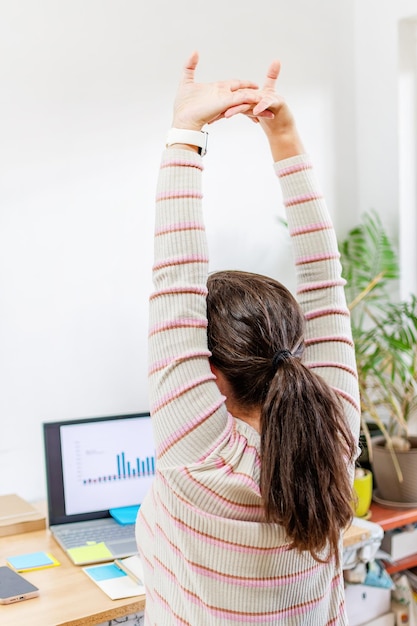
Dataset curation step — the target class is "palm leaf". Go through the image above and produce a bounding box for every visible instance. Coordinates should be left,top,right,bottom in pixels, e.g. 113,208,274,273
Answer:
339,211,399,324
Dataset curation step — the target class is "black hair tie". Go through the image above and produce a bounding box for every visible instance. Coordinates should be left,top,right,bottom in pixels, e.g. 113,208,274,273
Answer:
272,349,292,369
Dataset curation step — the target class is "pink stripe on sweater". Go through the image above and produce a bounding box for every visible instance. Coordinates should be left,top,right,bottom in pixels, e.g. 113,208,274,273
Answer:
179,466,264,515
149,350,211,376
153,559,329,624
156,522,322,588
289,221,332,236
197,411,234,461
160,157,204,170
155,221,205,236
201,421,261,469
304,307,350,320
156,482,286,555
149,285,208,300
153,254,208,271
156,190,203,201
156,398,223,456
326,603,344,626
151,373,216,415
212,435,261,474
212,459,261,492
154,591,192,626
276,161,313,177
149,317,208,337
137,519,154,546
297,279,346,294
284,192,323,207
295,251,340,265
305,335,354,348
194,413,261,470
186,560,322,589
332,387,361,412
308,361,358,378
139,551,155,575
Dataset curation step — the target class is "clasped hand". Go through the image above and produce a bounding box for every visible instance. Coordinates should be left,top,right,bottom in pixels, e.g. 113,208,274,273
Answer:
172,51,296,141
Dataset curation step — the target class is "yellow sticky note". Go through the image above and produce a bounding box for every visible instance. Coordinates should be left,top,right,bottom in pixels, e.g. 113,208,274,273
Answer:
67,542,113,565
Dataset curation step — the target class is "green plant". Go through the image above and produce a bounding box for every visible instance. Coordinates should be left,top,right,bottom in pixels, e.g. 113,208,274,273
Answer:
339,211,417,480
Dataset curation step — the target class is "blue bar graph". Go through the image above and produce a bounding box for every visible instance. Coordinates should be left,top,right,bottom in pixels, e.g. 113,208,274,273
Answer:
82,451,156,484
116,451,155,478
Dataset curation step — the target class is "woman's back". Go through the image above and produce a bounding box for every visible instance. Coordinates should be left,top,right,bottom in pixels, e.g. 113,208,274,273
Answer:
136,54,360,625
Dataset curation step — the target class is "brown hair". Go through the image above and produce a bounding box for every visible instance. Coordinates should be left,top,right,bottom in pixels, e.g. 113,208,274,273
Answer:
206,270,356,565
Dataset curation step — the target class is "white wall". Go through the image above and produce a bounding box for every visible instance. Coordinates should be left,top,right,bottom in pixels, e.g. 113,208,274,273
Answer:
0,0,414,502
354,0,417,297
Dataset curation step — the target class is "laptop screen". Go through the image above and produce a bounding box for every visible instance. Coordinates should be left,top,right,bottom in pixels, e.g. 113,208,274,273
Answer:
43,412,154,526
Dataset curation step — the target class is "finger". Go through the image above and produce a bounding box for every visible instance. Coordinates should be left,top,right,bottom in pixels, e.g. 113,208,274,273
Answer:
252,93,279,116
262,59,281,90
225,106,275,120
254,110,275,119
208,115,223,125
245,110,274,120
223,103,253,118
181,50,199,85
229,79,259,92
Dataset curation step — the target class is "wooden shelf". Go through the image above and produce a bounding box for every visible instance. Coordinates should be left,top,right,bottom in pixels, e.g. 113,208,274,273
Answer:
385,554,417,574
369,501,417,575
369,502,417,531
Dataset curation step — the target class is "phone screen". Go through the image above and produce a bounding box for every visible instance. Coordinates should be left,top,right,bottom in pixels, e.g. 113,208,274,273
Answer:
0,566,39,604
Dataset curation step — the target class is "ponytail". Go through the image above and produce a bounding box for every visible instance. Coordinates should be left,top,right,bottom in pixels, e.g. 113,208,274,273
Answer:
206,269,356,566
260,358,355,565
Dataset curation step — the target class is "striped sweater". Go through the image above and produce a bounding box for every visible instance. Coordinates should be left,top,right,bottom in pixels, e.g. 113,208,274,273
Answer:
136,149,360,625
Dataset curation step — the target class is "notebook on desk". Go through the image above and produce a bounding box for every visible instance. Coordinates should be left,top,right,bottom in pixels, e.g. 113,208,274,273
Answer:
43,412,154,565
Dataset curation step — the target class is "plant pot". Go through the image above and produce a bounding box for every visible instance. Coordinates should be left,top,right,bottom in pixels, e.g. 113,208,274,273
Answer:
352,469,373,517
371,435,417,503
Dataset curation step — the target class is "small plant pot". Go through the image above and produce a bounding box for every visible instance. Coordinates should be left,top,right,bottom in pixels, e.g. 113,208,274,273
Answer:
371,435,417,503
352,469,373,517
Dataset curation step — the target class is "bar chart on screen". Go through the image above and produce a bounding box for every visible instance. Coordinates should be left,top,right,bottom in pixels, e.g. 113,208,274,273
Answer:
82,451,156,484
59,416,156,516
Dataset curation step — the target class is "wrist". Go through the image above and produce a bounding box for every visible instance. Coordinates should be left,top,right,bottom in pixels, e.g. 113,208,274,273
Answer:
166,128,208,156
267,129,305,162
172,121,205,132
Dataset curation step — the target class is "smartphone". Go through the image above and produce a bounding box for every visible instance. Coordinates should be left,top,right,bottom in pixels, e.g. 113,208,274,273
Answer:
0,566,39,604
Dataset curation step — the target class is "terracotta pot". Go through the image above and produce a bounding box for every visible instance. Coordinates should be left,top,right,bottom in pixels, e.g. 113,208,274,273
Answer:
371,435,417,503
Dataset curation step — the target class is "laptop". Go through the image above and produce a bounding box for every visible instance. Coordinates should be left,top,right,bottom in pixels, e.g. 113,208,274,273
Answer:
43,412,154,565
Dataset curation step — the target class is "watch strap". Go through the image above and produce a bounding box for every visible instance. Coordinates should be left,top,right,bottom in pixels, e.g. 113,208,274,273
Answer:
166,128,208,156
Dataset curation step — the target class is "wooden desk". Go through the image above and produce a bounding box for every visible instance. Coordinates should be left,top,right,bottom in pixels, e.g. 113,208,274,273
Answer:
0,526,145,626
0,510,378,624
370,501,417,574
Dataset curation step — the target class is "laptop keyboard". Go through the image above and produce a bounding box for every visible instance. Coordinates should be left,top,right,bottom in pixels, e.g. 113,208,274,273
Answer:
54,520,136,549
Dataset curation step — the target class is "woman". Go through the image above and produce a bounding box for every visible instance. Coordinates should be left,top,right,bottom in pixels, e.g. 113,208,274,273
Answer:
136,52,360,625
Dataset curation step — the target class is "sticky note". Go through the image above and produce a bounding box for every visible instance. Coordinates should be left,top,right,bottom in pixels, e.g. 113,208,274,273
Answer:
83,562,146,599
109,505,140,525
67,542,113,565
7,551,60,571
84,563,126,582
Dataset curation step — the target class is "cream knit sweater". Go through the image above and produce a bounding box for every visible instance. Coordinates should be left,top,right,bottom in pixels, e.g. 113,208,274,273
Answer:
136,148,360,625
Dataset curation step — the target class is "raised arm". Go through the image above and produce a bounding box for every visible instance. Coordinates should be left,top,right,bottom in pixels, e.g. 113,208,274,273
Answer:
245,61,360,443
149,55,267,466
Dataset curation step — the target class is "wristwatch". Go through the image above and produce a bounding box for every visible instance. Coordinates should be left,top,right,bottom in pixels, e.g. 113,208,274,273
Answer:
166,128,208,156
